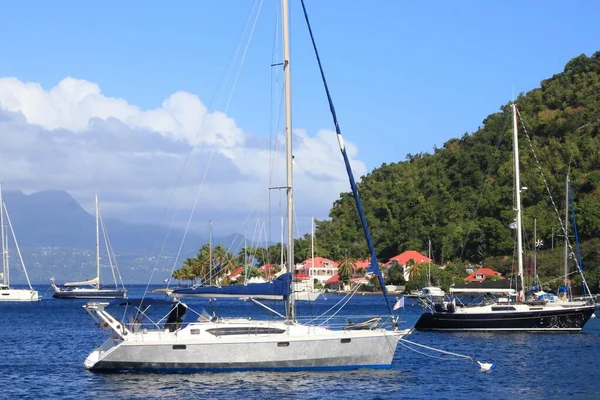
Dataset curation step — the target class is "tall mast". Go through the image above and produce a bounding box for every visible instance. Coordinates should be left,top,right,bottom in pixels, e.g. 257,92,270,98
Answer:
512,103,524,301
280,216,284,270
563,174,569,291
282,0,295,320
311,216,315,271
95,194,100,290
209,220,212,286
0,184,6,286
428,239,431,286
533,218,537,288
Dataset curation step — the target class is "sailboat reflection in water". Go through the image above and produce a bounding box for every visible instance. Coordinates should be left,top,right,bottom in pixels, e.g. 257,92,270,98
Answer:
82,0,409,372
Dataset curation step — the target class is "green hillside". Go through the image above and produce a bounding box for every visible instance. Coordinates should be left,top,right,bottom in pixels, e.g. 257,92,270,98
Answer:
309,52,600,290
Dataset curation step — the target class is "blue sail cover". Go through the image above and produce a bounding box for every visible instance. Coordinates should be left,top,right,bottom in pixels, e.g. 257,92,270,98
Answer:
172,273,292,297
300,0,389,302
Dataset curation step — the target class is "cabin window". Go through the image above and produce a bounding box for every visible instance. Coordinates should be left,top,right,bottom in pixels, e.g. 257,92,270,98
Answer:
206,327,286,337
172,345,187,350
190,329,200,335
341,338,351,344
277,342,290,347
491,306,516,311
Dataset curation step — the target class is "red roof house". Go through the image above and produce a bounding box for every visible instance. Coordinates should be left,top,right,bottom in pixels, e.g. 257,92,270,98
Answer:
227,267,244,281
464,268,503,282
385,251,431,268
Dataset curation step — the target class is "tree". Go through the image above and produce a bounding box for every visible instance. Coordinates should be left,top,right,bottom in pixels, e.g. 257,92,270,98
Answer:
386,264,406,286
337,258,355,285
407,259,421,281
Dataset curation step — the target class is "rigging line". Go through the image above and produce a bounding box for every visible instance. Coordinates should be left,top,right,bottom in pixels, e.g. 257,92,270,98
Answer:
398,340,472,362
317,281,365,326
168,151,216,278
148,1,265,295
216,0,263,108
99,213,118,288
399,337,475,361
165,0,267,289
299,0,394,319
458,107,512,260
517,107,593,297
2,201,33,288
225,0,265,111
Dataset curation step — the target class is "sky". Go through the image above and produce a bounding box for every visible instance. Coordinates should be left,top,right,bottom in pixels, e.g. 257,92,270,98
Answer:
0,0,599,240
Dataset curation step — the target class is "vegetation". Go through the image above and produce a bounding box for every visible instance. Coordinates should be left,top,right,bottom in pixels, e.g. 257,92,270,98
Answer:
306,52,600,291
175,52,600,293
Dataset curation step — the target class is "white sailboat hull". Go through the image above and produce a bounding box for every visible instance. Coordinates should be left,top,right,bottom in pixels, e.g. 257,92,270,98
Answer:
84,319,407,372
0,288,39,302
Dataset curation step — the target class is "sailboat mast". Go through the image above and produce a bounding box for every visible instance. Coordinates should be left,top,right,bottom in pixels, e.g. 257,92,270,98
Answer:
564,174,569,290
95,194,100,290
311,216,314,270
209,220,212,286
0,184,6,286
533,218,537,287
282,0,295,321
428,239,431,286
512,103,524,301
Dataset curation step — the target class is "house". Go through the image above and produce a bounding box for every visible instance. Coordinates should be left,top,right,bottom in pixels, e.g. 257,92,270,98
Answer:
296,257,338,284
384,250,431,281
464,267,503,282
227,267,244,282
324,274,343,291
324,274,371,292
258,264,277,278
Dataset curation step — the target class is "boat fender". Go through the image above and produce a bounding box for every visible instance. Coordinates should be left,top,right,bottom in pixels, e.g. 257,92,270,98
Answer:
446,303,456,313
434,302,446,313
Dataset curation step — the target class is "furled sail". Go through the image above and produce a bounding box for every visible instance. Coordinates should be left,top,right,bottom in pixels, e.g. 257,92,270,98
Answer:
64,277,99,287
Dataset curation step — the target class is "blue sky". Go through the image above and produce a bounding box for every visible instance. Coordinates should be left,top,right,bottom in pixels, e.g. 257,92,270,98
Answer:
0,0,598,236
1,1,598,167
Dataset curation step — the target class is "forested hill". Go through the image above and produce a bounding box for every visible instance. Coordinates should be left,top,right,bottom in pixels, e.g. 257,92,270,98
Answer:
310,52,600,267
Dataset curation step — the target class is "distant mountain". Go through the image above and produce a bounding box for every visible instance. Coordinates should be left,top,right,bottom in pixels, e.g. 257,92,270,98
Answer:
1,189,241,283
3,189,241,254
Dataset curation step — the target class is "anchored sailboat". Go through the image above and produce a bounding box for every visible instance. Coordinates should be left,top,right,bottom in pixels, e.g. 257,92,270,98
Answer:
415,103,596,331
0,184,39,302
82,0,408,372
52,194,126,299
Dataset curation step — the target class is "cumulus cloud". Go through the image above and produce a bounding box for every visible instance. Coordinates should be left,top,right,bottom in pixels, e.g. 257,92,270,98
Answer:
0,77,366,236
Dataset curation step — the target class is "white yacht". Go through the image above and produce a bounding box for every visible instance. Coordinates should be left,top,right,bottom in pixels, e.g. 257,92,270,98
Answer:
82,0,409,372
0,184,39,302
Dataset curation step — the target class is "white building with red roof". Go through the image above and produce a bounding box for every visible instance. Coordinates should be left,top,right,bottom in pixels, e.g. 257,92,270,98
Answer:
385,250,431,282
464,267,503,282
296,257,338,284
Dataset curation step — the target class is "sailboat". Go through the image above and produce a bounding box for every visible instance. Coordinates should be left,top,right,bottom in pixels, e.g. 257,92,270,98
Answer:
82,0,408,372
51,194,127,299
415,103,596,331
419,240,445,300
0,185,39,302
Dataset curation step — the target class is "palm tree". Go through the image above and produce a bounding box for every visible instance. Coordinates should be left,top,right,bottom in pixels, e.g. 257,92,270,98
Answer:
337,258,355,286
407,259,421,281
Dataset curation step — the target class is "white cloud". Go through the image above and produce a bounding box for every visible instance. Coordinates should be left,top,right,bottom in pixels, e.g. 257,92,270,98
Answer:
0,77,366,236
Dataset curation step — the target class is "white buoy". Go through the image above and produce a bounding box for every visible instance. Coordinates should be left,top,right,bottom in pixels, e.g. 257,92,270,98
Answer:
477,361,495,371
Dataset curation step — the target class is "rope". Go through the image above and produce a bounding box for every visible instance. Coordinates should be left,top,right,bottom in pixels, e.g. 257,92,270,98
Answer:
517,107,593,298
299,0,395,319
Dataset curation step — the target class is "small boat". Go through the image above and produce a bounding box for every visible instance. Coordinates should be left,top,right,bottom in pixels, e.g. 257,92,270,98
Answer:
52,194,126,299
0,184,39,302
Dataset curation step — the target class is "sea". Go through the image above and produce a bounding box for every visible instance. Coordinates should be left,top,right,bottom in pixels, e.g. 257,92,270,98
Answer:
1,284,599,400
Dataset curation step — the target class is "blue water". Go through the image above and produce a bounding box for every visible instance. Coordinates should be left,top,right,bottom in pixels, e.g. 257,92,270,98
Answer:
2,285,599,399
